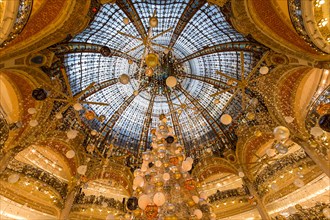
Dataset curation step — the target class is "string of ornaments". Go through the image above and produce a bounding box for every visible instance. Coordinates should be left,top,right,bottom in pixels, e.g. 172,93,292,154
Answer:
124,115,216,220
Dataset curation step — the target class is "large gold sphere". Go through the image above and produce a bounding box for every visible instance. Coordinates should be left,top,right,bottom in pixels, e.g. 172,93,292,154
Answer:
174,172,181,179
187,200,196,207
145,53,159,68
119,74,130,84
166,76,177,87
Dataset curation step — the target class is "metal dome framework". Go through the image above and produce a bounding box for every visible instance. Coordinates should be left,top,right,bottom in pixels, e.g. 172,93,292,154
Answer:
63,0,265,155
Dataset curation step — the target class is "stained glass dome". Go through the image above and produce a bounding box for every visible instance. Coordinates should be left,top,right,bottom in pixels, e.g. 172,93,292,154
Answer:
63,0,264,156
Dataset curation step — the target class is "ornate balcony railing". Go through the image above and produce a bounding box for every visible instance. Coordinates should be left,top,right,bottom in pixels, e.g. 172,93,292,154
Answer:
73,193,124,211
5,159,68,198
287,0,325,54
0,105,10,148
305,84,330,160
272,202,330,220
0,0,33,48
253,150,314,194
208,187,247,203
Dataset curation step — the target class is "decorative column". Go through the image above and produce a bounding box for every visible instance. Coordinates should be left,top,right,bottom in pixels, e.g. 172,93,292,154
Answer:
59,183,80,220
292,137,330,178
243,177,271,220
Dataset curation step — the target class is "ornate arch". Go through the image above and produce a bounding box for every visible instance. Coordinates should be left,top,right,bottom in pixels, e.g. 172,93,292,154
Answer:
192,156,239,181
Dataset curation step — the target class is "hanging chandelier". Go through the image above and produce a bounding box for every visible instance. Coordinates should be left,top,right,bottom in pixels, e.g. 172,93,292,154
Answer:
124,115,216,219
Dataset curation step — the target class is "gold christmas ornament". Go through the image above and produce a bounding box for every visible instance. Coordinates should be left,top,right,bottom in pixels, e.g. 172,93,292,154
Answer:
145,68,154,77
145,53,159,68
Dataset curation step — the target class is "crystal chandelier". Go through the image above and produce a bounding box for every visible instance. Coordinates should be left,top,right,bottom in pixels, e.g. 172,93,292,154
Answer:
125,115,216,219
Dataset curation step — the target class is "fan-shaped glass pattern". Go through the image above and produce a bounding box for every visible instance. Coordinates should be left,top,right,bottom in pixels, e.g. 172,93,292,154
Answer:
64,1,260,156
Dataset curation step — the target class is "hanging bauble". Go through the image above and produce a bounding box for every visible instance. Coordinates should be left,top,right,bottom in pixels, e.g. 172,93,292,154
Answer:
8,174,20,183
127,197,138,210
32,88,47,101
192,196,199,204
193,209,203,219
284,116,294,123
165,135,175,143
73,103,83,111
155,160,162,167
142,152,150,161
153,192,166,206
323,207,330,219
29,120,38,127
91,130,98,136
249,98,258,106
145,204,158,218
138,194,152,210
259,66,269,75
145,68,154,77
162,173,170,181
227,79,235,86
166,76,177,87
85,110,96,120
133,176,145,187
124,213,131,220
246,112,255,121
169,156,179,165
159,114,166,121
145,53,159,68
133,90,139,96
100,46,111,56
106,214,115,220
271,183,279,191
181,161,192,172
77,165,87,175
273,126,290,141
65,150,75,158
274,142,288,154
86,144,95,153
220,114,232,125
99,115,106,122
149,16,158,27
238,172,245,178
200,192,207,200
55,112,63,119
27,108,37,114
67,129,78,139
123,17,130,25
184,179,196,190
310,126,324,137
213,99,220,104
128,59,133,65
319,114,330,132
134,169,142,177
119,74,130,84
186,157,194,164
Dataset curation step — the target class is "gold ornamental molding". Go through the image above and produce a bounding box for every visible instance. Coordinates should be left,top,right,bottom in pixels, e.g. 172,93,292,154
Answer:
0,179,60,217
0,0,92,62
86,161,134,195
263,166,323,205
192,156,238,181
256,65,313,138
230,0,330,62
207,0,229,7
